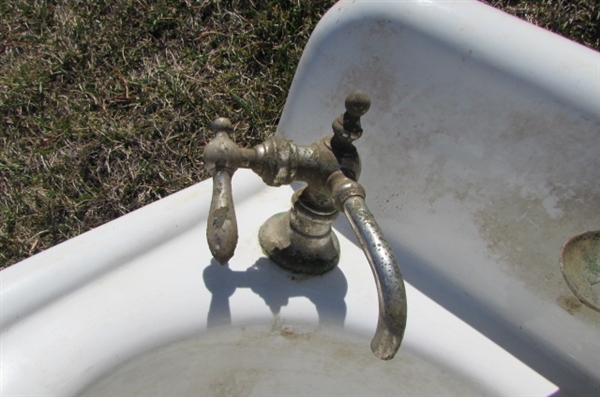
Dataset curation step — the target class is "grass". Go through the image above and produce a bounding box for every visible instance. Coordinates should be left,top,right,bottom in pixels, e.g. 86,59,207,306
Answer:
482,0,599,49
1,0,598,268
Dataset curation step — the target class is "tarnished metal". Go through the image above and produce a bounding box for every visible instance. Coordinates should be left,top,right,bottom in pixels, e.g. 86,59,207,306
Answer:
206,170,238,265
329,170,407,360
203,118,239,265
203,91,407,360
561,230,600,312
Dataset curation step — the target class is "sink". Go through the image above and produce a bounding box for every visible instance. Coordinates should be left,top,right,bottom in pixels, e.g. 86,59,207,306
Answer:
80,326,487,396
0,172,558,396
1,0,598,396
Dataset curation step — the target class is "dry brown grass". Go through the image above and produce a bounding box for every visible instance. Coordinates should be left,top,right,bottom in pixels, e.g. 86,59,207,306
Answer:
482,0,599,49
0,0,335,266
1,0,598,267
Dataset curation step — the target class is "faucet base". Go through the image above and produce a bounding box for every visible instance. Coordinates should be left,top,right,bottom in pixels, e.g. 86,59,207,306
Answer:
259,211,340,275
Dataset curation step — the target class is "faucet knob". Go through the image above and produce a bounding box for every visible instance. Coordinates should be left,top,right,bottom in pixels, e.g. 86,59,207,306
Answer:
212,116,233,136
345,90,371,118
332,90,371,142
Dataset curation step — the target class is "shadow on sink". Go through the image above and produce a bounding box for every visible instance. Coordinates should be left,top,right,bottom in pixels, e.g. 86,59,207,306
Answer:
203,258,347,328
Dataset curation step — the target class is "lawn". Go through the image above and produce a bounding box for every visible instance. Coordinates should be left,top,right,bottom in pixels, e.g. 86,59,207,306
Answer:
1,0,598,267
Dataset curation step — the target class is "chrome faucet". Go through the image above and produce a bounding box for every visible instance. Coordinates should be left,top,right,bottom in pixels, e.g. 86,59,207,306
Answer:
203,91,407,360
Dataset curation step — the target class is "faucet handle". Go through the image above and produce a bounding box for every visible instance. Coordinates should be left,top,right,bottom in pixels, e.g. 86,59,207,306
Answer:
204,118,240,264
332,90,371,143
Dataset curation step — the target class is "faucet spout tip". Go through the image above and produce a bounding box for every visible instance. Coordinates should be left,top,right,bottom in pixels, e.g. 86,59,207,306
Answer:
371,327,404,360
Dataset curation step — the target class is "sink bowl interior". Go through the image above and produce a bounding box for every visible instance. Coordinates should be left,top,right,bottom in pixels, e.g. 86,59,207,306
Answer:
82,325,481,396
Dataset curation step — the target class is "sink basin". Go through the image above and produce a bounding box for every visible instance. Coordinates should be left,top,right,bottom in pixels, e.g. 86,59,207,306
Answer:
0,173,558,396
80,325,487,396
2,0,598,395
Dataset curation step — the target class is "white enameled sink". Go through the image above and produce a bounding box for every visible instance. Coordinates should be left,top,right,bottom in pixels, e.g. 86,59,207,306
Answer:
2,1,598,396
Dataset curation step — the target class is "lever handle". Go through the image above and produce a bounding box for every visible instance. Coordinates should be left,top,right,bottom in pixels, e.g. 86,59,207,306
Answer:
204,118,241,264
207,169,238,264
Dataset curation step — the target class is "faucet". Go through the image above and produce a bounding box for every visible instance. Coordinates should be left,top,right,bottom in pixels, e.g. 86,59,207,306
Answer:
203,91,407,360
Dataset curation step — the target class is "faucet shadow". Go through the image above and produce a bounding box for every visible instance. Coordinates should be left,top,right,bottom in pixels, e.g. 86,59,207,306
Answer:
203,257,348,329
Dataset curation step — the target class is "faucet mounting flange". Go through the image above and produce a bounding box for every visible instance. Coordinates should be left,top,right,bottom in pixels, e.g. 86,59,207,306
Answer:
259,188,341,275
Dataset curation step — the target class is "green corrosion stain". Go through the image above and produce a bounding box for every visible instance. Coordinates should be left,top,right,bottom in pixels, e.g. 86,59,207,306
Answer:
562,230,600,312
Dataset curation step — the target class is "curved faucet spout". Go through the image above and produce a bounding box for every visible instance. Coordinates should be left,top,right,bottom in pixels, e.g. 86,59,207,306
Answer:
329,170,407,360
343,195,407,360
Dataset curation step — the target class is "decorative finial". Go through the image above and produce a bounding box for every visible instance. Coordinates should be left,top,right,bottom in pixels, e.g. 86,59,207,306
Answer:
332,90,371,142
345,90,371,118
212,117,233,135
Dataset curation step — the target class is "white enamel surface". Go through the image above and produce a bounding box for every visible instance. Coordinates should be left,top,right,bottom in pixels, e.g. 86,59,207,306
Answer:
2,0,598,395
1,171,556,396
279,0,600,394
